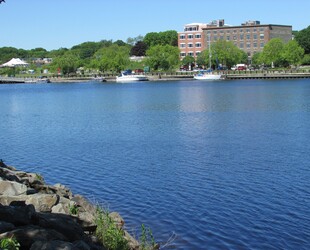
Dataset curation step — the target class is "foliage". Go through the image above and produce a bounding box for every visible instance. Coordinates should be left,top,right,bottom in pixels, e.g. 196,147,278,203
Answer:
281,40,304,66
301,54,310,65
51,51,81,75
196,50,209,68
212,40,247,68
295,25,310,54
140,224,157,250
68,203,79,215
182,55,195,67
130,41,148,56
143,30,178,48
95,207,129,250
91,44,131,73
259,38,284,66
146,45,180,71
71,41,103,60
251,52,262,67
0,237,20,250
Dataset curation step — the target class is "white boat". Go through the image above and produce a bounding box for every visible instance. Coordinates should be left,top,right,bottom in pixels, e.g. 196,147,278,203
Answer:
92,76,106,82
116,70,148,82
194,34,222,81
194,70,222,80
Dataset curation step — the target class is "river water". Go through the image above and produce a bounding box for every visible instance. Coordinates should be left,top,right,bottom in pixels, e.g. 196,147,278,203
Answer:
1,79,310,249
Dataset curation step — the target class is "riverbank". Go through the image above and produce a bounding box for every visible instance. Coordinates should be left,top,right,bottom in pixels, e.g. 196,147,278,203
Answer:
2,70,310,84
0,161,151,250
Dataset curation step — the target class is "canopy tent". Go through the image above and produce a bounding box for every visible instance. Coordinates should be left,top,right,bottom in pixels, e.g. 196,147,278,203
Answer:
1,58,29,67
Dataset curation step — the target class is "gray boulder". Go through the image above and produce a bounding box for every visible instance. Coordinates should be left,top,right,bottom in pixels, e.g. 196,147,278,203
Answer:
0,180,27,196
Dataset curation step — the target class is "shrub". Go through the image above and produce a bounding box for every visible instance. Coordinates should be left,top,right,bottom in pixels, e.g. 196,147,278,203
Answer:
95,207,129,250
0,237,20,250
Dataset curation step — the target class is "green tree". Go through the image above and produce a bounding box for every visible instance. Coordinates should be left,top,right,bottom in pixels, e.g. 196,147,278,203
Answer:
301,54,310,65
92,44,130,72
51,51,81,75
196,50,208,68
28,47,48,58
144,30,178,48
145,45,180,71
281,40,304,66
260,38,284,67
251,52,262,67
212,40,247,68
182,55,195,70
295,25,310,54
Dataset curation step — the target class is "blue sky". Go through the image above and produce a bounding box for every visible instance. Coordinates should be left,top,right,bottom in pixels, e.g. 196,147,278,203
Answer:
0,0,309,51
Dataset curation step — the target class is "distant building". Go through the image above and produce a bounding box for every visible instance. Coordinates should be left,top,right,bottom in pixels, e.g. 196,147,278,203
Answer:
178,19,292,64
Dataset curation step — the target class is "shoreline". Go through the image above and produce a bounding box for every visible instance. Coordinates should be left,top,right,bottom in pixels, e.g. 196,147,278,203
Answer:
0,161,150,249
1,71,310,84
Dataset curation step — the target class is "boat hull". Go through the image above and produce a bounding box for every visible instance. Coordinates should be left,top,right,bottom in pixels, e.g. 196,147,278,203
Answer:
194,74,222,80
116,75,148,82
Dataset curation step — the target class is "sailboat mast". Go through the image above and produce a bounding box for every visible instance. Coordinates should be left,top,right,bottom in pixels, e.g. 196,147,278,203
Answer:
208,34,211,69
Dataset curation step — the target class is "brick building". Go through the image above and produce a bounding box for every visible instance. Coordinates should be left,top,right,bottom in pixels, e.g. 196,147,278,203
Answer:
178,20,292,64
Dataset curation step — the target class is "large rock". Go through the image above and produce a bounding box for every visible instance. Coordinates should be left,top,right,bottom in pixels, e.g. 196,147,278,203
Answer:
0,180,27,196
0,225,68,249
0,221,15,234
30,240,76,250
0,204,35,226
33,212,84,242
26,193,59,212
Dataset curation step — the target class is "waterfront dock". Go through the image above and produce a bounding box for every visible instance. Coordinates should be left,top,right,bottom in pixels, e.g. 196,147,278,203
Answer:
2,71,310,83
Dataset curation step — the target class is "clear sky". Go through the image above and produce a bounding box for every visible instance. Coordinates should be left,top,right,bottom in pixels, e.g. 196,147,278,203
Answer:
0,0,309,51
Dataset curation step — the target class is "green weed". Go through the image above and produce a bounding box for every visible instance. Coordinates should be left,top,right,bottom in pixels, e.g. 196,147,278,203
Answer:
0,237,20,250
95,207,129,250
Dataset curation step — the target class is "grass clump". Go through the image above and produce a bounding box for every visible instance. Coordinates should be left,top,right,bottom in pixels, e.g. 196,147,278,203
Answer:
95,207,129,250
140,224,159,250
0,237,20,250
68,203,79,216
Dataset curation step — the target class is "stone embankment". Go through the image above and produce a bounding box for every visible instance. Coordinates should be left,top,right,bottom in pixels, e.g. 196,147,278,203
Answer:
0,161,140,250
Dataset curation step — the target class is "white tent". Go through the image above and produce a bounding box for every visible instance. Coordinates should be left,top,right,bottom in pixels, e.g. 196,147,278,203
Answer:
1,58,29,67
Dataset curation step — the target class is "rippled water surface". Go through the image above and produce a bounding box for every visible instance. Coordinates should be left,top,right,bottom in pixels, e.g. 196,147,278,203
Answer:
1,79,310,249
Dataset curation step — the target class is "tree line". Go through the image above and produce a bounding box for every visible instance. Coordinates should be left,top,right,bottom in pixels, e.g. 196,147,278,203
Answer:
1,26,310,76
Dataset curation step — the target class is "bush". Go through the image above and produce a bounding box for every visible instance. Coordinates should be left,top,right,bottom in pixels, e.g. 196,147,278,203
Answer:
95,207,129,250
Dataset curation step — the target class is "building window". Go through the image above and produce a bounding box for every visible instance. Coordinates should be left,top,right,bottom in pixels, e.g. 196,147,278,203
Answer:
260,34,264,39
246,28,250,33
195,43,202,48
214,36,217,40
227,36,230,40
240,43,244,48
254,42,257,48
188,34,193,39
188,52,194,56
246,34,251,40
180,43,186,48
253,28,257,32
247,43,251,48
233,35,237,40
220,36,224,40
196,51,201,56
260,42,264,48
253,34,257,40
180,52,186,57
240,34,244,40
188,43,193,48
240,29,243,33
213,30,217,34
195,34,201,39
180,34,186,40
260,27,265,32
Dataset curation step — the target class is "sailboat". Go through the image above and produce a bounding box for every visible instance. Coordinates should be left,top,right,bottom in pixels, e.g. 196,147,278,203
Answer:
194,35,223,81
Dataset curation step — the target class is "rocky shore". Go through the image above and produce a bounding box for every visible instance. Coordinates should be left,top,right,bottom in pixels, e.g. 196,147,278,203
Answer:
0,161,142,250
